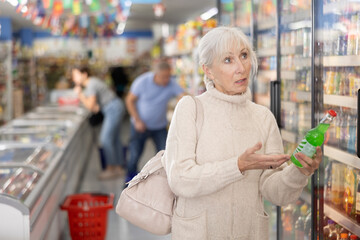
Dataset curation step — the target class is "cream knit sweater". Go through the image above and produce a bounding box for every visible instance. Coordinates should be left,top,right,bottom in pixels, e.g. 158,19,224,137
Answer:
162,83,309,240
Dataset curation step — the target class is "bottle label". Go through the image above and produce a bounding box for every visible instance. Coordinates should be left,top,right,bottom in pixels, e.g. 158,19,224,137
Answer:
293,138,316,160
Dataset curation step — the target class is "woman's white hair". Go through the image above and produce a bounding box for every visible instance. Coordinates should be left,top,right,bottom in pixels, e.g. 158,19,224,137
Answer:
197,26,258,85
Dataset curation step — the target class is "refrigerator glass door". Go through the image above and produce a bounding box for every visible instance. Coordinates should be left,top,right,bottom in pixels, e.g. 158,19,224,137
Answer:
278,0,312,239
254,0,277,109
315,0,360,237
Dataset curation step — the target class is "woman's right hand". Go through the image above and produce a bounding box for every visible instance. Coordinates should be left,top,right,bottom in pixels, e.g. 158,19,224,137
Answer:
135,119,146,133
237,142,290,173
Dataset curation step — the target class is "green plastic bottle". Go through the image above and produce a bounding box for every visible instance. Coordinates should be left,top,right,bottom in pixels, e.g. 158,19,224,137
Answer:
291,109,337,168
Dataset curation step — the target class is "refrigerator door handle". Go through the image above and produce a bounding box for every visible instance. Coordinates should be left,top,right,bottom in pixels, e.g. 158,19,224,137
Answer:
358,89,360,158
270,80,281,127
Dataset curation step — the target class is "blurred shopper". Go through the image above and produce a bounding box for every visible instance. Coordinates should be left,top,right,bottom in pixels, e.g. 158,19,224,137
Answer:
110,66,129,99
72,66,126,180
125,60,185,182
162,27,322,239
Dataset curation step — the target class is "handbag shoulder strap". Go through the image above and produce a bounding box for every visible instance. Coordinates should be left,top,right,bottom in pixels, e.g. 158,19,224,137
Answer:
190,96,203,140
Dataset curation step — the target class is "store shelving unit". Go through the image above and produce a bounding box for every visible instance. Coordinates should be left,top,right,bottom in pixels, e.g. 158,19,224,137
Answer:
0,42,13,125
324,203,360,236
323,56,360,67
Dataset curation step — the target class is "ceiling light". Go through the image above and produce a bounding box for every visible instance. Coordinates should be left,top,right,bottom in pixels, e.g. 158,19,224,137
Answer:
6,0,19,7
200,7,218,21
116,22,126,35
124,0,132,7
21,5,28,13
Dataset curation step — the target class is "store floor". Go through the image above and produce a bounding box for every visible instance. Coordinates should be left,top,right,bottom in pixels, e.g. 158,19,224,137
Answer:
60,117,171,240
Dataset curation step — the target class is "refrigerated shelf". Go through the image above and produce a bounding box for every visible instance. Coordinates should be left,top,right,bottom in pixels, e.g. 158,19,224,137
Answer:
257,70,277,81
323,145,360,170
257,20,276,31
281,10,311,25
323,1,360,15
324,203,360,236
323,94,357,109
281,71,296,80
295,91,311,102
257,48,277,57
281,46,297,55
282,101,297,111
323,56,360,67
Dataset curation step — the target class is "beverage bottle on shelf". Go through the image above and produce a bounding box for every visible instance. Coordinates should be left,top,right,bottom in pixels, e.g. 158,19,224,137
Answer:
294,216,305,240
340,111,349,151
355,172,360,223
341,233,350,240
324,159,333,202
326,68,336,95
348,69,356,97
332,162,346,206
291,110,337,168
347,111,357,154
344,166,357,217
329,231,338,240
335,69,342,95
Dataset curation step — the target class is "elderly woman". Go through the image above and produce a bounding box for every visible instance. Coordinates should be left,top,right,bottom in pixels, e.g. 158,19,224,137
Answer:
162,26,321,239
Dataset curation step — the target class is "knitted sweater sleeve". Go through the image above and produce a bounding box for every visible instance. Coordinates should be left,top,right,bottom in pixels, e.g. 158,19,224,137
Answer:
259,111,309,206
162,96,244,198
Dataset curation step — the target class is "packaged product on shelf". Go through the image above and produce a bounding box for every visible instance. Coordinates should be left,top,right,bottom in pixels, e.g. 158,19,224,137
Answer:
332,162,346,206
324,159,333,202
343,166,357,217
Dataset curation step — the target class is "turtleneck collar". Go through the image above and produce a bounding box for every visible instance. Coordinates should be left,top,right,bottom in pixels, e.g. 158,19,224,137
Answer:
204,78,252,105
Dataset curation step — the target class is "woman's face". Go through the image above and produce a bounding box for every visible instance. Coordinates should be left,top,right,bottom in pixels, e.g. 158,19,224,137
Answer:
72,69,86,85
204,46,251,95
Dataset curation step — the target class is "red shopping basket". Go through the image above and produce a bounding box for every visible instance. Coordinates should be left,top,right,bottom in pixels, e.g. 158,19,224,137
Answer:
60,193,114,240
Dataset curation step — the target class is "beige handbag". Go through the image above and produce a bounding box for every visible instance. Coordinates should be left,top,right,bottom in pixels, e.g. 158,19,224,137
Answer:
115,96,203,235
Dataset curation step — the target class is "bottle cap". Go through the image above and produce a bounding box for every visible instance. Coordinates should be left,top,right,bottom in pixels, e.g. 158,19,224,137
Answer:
341,233,349,238
350,235,358,240
328,109,337,117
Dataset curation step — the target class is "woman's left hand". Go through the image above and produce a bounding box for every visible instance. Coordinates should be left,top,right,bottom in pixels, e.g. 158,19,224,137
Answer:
294,146,323,176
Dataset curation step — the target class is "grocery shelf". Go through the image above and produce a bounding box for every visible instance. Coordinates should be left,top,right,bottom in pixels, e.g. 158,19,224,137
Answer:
281,46,297,55
323,94,357,109
257,48,277,57
323,2,360,15
257,70,277,81
281,10,311,25
294,58,311,68
281,101,297,111
295,91,311,102
300,189,311,205
323,56,360,67
324,203,360,236
257,20,276,31
165,49,193,57
281,129,297,144
323,145,360,170
281,71,296,80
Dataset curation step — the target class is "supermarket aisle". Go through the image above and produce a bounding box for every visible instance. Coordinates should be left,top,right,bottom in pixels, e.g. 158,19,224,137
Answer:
61,117,171,240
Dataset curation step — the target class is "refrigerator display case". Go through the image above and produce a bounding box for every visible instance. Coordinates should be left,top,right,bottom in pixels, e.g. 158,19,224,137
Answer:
234,0,252,36
253,0,277,109
0,105,93,240
0,129,65,147
278,0,313,239
0,143,59,200
315,0,360,238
